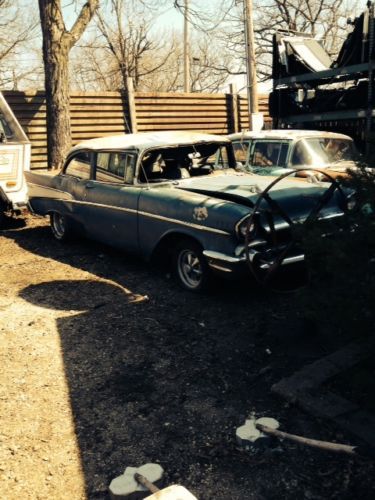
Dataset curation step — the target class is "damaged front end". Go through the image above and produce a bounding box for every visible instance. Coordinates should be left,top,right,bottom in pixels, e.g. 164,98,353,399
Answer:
238,170,351,288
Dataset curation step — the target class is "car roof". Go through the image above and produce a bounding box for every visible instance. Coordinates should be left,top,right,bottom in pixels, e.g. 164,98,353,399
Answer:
228,129,353,141
71,131,229,153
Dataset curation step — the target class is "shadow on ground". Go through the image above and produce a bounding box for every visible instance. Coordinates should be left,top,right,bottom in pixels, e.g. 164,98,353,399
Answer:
5,219,374,499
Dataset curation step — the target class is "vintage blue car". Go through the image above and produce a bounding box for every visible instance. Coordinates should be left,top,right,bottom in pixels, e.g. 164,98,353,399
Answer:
229,129,358,180
26,131,350,291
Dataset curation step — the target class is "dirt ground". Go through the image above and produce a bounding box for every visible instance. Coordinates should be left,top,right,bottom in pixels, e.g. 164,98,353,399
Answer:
1,214,375,500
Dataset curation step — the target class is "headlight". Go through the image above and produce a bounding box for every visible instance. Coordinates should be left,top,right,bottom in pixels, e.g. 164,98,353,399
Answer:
236,214,258,240
346,193,357,212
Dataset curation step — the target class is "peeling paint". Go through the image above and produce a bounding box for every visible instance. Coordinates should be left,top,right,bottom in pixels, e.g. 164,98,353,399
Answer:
193,206,208,221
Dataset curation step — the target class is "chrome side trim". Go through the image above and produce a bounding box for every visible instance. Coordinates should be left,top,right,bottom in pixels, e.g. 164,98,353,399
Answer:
70,199,138,214
31,197,231,236
138,210,231,236
27,182,74,198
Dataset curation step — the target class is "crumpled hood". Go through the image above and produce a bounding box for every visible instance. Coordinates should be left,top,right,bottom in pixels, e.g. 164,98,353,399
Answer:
176,170,346,222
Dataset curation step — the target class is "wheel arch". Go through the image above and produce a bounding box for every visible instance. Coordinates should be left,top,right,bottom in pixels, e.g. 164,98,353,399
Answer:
48,209,85,239
150,230,204,268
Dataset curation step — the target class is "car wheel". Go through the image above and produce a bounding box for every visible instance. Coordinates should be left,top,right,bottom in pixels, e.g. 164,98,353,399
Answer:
174,240,210,292
50,212,72,241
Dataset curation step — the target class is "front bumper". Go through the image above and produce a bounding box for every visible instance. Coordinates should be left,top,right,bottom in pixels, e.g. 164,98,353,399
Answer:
203,244,305,276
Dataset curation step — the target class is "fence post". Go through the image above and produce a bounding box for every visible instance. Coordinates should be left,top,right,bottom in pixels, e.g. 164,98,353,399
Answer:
228,83,239,133
127,77,138,133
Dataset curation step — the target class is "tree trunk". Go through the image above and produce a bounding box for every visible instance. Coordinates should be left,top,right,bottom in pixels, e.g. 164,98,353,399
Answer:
38,0,99,170
43,40,71,170
39,1,71,170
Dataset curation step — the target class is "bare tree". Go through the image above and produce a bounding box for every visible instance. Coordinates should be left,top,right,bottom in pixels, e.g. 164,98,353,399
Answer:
69,0,175,91
172,0,361,84
70,0,236,93
92,0,176,91
70,0,358,94
0,1,40,89
38,0,99,170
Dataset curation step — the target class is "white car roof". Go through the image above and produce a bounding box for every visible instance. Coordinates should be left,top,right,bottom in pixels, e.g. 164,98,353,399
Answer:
228,129,353,142
71,131,229,153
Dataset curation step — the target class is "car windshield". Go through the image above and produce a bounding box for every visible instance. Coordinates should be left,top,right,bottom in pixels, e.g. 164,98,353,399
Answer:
291,138,357,167
139,142,233,183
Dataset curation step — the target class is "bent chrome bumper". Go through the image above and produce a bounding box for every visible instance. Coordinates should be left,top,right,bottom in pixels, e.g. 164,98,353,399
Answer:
203,246,305,274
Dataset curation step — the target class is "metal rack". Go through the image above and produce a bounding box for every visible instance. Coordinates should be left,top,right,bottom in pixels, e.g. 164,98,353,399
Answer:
272,2,375,153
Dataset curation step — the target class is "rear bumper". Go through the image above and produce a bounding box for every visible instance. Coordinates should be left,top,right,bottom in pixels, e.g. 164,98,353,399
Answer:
0,184,28,210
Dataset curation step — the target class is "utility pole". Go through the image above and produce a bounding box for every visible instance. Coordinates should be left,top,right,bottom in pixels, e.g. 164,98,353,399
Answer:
243,0,262,130
184,0,190,92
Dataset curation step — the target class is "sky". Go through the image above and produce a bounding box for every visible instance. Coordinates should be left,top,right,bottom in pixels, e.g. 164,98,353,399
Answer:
62,0,194,31
6,0,269,92
60,0,253,91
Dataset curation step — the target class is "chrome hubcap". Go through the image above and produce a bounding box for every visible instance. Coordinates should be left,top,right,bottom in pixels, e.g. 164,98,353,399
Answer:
53,213,65,238
178,249,203,289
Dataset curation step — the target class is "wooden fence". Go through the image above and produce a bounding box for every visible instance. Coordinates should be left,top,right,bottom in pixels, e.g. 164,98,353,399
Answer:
3,90,270,169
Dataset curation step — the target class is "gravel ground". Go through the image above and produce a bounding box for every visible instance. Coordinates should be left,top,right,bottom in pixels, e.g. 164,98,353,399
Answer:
1,214,374,500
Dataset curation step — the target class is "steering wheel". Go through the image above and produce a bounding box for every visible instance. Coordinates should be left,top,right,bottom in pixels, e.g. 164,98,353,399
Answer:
244,168,350,289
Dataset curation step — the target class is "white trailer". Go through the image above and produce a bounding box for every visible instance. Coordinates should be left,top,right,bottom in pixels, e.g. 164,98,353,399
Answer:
0,92,30,225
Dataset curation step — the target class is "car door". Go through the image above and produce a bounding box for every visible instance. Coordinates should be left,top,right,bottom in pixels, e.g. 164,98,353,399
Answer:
81,150,141,252
57,150,93,220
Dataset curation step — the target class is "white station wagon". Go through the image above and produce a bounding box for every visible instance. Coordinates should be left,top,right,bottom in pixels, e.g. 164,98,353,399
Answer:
0,92,30,225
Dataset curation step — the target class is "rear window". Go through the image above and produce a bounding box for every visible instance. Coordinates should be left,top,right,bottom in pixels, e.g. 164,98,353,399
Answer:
65,151,91,179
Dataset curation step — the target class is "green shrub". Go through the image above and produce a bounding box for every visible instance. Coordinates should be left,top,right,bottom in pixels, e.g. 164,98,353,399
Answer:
296,166,375,339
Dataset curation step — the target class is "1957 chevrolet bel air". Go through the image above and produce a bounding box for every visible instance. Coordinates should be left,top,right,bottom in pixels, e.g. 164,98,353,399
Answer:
26,131,351,291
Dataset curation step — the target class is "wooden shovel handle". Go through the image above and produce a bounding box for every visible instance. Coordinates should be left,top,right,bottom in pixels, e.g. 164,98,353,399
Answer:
134,472,160,493
256,423,358,456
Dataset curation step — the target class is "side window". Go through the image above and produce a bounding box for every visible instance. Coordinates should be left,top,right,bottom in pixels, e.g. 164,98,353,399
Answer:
95,152,112,182
65,151,91,179
95,152,136,184
251,141,288,168
124,154,136,184
232,141,250,164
